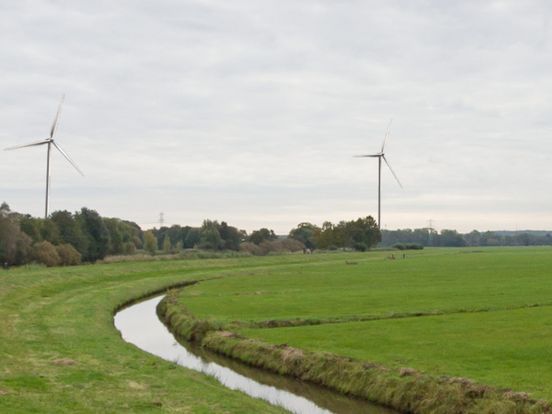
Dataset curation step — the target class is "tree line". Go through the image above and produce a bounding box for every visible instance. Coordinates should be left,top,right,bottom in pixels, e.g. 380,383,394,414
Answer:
4,200,550,268
148,216,382,255
0,202,385,267
287,217,381,251
381,228,552,247
0,203,142,266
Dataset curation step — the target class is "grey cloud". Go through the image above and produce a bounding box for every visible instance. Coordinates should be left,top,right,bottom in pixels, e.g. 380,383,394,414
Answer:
1,0,551,232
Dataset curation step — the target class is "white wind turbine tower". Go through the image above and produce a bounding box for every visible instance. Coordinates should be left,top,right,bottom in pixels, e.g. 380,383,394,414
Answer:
4,95,84,219
355,120,402,229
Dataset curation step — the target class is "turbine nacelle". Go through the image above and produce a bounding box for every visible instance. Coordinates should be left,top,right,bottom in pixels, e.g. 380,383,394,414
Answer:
354,152,383,158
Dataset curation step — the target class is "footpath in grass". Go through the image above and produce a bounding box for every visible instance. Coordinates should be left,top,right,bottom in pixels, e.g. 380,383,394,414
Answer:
173,247,552,400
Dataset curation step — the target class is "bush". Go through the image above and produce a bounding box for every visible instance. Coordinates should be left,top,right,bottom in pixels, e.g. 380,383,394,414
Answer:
122,241,136,255
56,243,81,266
240,242,261,256
34,241,61,267
353,242,367,252
278,238,305,252
393,243,424,250
240,239,305,256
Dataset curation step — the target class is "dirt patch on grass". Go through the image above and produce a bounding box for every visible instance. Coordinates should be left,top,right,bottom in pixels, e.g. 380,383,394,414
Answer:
504,391,531,401
280,346,304,363
128,381,148,391
52,358,77,366
0,388,8,396
399,367,418,377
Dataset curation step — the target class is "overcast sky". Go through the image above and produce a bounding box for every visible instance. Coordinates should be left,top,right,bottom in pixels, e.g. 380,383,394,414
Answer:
1,1,551,233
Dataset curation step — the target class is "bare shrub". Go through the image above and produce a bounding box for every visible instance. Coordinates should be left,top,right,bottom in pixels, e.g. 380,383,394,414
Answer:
399,367,418,377
51,358,77,366
279,238,304,252
56,243,81,266
34,241,61,267
239,242,261,255
122,241,136,255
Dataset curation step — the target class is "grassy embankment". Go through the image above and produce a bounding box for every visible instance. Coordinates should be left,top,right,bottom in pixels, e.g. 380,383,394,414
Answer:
159,247,552,413
0,254,336,413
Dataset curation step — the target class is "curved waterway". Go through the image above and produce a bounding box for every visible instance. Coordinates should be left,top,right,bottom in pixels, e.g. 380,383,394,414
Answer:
114,295,396,414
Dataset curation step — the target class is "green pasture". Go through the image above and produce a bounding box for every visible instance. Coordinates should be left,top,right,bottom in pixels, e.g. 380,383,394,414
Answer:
2,247,552,412
180,247,552,323
240,306,552,399
174,247,552,400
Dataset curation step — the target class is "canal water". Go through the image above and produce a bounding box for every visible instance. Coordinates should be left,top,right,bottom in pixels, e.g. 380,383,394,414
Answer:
114,295,396,414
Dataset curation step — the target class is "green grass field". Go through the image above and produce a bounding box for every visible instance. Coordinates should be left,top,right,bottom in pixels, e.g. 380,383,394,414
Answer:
2,247,552,412
174,247,552,400
0,256,302,413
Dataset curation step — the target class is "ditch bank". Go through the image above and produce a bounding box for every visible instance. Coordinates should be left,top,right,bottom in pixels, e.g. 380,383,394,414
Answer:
116,293,393,413
158,290,551,414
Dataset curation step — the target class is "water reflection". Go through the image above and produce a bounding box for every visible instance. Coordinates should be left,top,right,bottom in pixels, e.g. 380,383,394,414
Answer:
114,295,395,414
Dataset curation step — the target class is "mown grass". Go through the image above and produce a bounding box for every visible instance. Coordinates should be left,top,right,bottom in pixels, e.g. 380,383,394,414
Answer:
0,255,328,413
160,290,550,413
169,247,552,402
4,247,552,412
240,306,552,400
179,247,552,323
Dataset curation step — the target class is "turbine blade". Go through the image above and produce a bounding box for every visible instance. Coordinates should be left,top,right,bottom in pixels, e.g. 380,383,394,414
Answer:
383,155,403,188
52,142,84,176
380,118,393,153
4,139,49,151
354,154,381,158
50,94,65,139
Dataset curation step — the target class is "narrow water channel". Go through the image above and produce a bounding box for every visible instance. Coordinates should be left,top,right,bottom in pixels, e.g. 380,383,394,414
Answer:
114,295,396,414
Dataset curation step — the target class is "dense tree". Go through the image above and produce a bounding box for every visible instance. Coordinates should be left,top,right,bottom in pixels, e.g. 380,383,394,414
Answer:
76,208,109,262
143,231,157,255
289,223,320,250
219,221,243,250
121,220,143,249
51,211,88,253
166,225,183,247
162,234,171,253
184,228,200,248
40,219,61,244
344,216,381,251
19,216,42,243
154,226,169,249
103,218,124,255
0,214,32,265
315,222,336,249
198,220,224,250
438,229,466,247
248,228,277,245
291,217,380,251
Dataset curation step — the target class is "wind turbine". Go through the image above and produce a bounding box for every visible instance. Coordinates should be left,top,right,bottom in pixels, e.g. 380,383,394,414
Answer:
4,95,84,219
355,120,402,229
